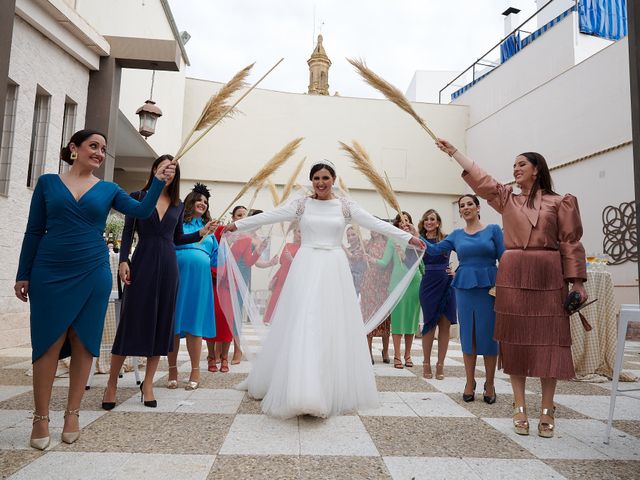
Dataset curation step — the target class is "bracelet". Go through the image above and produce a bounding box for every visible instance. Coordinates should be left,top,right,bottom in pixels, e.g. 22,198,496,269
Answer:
449,148,458,157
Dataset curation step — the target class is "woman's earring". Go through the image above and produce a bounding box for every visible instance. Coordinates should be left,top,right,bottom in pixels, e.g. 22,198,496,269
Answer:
70,152,78,160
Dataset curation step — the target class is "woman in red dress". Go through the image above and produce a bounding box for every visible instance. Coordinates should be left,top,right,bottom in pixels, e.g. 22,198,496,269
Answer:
263,226,301,325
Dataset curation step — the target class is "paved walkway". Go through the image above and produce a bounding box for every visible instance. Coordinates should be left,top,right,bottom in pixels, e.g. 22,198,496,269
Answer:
0,329,639,479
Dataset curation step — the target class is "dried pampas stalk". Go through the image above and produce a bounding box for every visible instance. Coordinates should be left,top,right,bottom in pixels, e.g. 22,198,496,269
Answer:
247,180,265,212
175,58,285,163
216,137,304,223
347,58,437,141
175,63,254,159
280,157,306,204
338,176,349,194
338,140,402,216
267,180,280,207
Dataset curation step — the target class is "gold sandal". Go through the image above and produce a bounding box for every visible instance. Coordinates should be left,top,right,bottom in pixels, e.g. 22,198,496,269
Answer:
513,404,529,436
166,365,178,389
422,362,433,379
30,412,50,450
185,367,200,391
538,407,556,438
61,409,80,444
435,362,445,380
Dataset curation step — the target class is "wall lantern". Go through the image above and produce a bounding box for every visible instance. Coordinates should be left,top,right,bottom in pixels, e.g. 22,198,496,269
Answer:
136,68,162,138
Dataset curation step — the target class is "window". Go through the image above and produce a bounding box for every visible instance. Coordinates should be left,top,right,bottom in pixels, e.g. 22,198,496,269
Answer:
59,98,77,173
27,87,51,188
0,81,18,196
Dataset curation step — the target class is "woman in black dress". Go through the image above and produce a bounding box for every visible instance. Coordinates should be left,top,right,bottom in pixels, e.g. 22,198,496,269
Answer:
102,155,214,409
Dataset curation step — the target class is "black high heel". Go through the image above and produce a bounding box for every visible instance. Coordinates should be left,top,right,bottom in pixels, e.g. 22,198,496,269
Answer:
483,382,497,404
139,381,157,408
101,389,116,411
462,380,476,402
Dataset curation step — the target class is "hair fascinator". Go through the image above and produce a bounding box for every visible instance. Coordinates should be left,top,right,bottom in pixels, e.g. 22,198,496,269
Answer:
192,182,211,198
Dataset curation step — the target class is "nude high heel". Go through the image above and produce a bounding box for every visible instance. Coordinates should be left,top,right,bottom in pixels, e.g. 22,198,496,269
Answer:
30,412,50,450
61,409,80,444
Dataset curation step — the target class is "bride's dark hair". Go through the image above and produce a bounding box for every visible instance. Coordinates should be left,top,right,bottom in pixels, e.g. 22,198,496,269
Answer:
309,163,336,180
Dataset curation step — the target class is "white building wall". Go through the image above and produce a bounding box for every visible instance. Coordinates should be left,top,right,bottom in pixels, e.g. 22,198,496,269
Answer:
406,70,461,103
74,0,174,40
0,16,90,342
459,37,636,305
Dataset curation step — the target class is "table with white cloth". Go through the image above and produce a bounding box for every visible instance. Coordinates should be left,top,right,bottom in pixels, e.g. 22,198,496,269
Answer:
570,270,636,382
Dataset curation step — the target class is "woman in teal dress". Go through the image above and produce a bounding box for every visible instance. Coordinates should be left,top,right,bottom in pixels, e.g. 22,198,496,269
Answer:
14,129,171,450
377,212,424,369
166,184,218,390
425,194,505,404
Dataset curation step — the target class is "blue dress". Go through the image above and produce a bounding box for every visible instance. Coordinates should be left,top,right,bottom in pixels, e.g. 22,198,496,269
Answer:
16,174,164,362
419,237,457,335
112,193,201,357
174,218,218,338
427,225,505,355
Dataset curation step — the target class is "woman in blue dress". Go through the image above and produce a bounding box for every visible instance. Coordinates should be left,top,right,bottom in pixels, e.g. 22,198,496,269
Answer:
14,129,172,450
425,194,505,404
418,209,457,380
166,184,218,390
103,157,215,410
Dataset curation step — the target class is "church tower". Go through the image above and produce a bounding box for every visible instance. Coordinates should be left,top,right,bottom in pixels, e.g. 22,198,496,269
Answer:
307,34,331,95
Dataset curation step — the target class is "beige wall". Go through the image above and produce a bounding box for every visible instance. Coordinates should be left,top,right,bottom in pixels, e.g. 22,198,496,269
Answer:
179,78,469,225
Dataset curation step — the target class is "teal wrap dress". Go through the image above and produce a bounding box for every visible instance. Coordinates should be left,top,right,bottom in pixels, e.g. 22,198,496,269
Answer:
16,174,164,362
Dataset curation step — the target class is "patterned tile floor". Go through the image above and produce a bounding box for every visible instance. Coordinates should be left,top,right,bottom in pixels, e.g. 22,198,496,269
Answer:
0,328,639,479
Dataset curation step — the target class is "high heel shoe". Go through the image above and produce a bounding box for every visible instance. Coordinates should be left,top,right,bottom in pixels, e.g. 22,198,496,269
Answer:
29,412,50,450
513,404,529,436
61,409,80,444
393,357,404,369
220,356,229,373
139,381,157,408
538,406,556,438
101,388,116,411
462,380,476,402
435,362,445,380
185,367,200,390
422,362,433,379
166,365,178,389
404,356,414,368
207,355,218,373
483,382,497,404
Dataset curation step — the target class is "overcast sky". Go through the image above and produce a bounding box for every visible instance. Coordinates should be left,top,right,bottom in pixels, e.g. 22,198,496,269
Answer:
167,0,538,99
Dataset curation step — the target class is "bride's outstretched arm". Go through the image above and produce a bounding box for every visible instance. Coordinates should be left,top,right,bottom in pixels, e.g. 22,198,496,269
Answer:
230,201,298,232
349,202,412,244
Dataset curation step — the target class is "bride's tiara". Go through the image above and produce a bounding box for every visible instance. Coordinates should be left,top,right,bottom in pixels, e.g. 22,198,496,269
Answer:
311,159,336,172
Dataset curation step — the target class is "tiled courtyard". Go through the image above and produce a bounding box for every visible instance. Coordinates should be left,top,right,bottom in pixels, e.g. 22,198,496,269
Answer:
0,329,639,479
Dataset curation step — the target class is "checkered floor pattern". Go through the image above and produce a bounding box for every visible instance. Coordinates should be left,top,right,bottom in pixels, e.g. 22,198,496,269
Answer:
0,327,639,479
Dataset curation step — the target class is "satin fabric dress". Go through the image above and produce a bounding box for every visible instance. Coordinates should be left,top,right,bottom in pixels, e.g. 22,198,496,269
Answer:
112,194,201,357
174,218,218,338
419,237,457,335
16,174,164,362
263,242,300,325
463,163,587,379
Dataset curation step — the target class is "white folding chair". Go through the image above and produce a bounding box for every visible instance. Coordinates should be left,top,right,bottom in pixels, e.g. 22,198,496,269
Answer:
604,304,640,444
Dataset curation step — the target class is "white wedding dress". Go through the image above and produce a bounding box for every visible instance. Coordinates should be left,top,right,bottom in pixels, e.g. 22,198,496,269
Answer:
231,197,412,419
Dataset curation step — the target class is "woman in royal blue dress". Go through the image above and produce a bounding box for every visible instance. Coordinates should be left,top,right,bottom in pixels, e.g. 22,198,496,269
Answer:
418,209,457,380
14,129,173,450
425,195,505,404
102,156,215,410
166,183,218,390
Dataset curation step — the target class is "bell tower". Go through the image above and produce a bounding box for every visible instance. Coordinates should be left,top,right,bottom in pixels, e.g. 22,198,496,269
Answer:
307,34,331,95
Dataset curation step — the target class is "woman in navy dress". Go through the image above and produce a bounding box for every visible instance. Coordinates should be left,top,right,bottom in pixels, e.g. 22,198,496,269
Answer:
103,156,214,409
14,129,172,450
425,195,505,404
418,209,457,380
166,184,218,390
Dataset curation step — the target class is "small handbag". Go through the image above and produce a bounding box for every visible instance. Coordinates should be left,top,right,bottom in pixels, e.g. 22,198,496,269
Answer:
564,291,597,332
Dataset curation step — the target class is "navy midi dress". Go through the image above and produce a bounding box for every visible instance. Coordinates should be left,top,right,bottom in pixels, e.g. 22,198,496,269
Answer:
16,174,165,362
419,237,457,335
111,191,201,357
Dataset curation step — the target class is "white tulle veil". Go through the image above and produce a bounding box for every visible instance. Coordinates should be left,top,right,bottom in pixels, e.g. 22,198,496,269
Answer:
216,187,424,359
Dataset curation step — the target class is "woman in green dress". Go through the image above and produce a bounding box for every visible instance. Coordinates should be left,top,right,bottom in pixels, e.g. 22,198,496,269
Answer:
376,212,424,369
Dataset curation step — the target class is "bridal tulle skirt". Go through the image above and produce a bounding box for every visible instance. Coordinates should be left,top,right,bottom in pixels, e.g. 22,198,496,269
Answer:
239,246,379,419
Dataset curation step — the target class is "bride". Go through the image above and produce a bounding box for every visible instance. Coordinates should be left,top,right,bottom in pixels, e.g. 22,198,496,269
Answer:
222,159,424,418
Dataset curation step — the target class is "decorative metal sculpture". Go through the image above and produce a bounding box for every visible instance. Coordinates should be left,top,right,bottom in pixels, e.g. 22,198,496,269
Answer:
602,201,637,265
